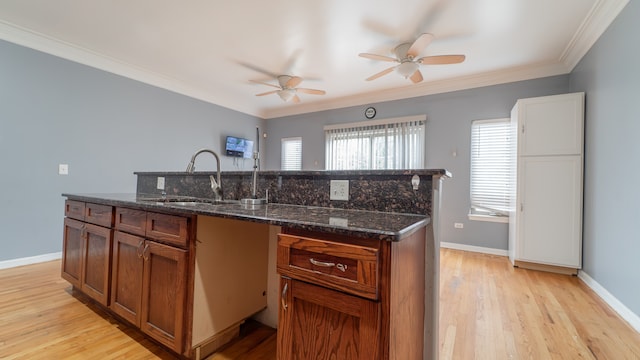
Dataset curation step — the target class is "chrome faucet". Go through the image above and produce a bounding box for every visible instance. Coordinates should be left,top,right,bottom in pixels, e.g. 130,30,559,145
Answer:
186,149,222,200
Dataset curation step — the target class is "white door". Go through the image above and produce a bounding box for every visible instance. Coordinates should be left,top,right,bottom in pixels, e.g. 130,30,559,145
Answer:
518,93,584,156
517,155,582,267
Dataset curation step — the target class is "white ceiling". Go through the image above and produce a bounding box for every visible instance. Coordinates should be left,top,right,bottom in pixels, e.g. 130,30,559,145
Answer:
0,0,628,119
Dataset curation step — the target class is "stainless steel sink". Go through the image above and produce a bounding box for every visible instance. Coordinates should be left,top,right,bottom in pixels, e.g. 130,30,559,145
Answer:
139,196,240,206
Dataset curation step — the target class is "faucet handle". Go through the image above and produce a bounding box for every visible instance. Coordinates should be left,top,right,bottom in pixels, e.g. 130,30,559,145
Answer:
209,175,222,200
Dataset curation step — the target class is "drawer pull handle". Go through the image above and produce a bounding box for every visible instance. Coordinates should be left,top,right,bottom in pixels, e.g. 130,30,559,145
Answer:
281,282,288,311
309,258,347,272
136,240,145,259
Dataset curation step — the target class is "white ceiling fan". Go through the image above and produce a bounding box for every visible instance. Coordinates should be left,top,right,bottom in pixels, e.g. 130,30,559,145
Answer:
251,75,326,103
359,33,465,84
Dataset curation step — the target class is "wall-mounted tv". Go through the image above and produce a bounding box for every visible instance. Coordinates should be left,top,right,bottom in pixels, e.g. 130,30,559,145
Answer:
225,136,254,158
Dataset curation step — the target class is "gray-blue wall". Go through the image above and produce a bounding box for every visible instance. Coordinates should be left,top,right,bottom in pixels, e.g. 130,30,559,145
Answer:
263,76,571,250
0,40,262,261
570,1,639,317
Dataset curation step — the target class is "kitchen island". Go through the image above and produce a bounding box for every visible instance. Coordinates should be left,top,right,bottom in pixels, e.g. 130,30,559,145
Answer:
61,169,448,360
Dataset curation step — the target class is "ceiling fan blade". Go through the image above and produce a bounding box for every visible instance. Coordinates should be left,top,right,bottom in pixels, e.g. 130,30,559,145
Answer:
255,90,279,96
407,33,434,57
410,69,424,84
366,66,396,81
250,80,281,89
292,95,301,103
286,76,303,88
296,88,326,95
419,54,466,65
359,53,399,62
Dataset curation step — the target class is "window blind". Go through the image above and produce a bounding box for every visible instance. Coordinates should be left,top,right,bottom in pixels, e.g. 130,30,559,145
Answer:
470,118,512,216
325,116,425,170
281,137,302,170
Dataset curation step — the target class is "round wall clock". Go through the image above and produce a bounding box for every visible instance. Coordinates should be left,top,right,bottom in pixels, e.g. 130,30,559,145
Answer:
365,107,376,119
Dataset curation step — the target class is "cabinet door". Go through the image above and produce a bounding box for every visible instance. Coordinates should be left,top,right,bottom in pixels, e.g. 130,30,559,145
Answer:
61,218,84,288
278,277,380,360
518,92,584,156
518,156,582,267
140,240,187,354
81,224,113,306
110,231,145,326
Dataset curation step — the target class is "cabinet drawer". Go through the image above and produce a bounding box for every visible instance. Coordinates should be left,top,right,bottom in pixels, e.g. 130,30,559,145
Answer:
115,207,147,236
277,234,379,300
146,212,189,248
65,200,85,221
85,203,113,227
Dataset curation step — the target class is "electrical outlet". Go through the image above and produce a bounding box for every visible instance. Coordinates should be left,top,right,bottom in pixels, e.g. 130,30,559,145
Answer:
58,164,69,175
330,180,349,201
156,177,165,190
454,222,464,229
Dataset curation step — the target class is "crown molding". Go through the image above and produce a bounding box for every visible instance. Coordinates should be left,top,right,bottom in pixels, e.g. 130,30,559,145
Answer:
260,61,569,119
0,20,264,118
1,0,625,121
560,0,629,71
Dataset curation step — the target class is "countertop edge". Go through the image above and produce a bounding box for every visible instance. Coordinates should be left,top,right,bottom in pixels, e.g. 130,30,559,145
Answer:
62,193,429,242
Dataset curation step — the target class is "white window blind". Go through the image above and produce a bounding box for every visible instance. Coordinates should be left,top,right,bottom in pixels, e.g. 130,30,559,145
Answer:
325,115,425,170
281,137,302,170
470,118,512,216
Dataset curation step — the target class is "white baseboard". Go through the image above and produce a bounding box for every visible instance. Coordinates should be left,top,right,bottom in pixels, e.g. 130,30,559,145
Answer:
0,252,62,270
578,270,640,333
440,242,509,257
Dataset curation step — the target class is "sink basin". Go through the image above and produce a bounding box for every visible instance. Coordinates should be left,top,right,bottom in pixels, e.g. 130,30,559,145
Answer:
139,196,240,206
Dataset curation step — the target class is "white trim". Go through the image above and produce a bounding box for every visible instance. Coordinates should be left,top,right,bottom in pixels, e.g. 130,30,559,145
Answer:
323,115,426,131
578,270,640,333
560,0,630,71
0,20,258,118
0,0,625,120
262,61,569,119
468,214,509,224
440,242,509,257
0,252,62,270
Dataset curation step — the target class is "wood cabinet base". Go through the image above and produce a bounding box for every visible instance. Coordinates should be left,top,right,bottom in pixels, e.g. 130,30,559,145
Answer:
192,321,242,360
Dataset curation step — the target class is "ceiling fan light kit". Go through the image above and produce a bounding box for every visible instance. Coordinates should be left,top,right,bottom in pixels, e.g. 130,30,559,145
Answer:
396,61,419,78
277,89,296,102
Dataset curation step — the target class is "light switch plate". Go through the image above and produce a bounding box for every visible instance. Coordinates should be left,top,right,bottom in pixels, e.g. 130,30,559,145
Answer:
330,180,349,201
58,164,69,175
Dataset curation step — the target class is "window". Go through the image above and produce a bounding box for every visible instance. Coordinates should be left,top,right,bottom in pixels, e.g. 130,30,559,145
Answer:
469,118,512,222
281,137,302,170
325,115,425,170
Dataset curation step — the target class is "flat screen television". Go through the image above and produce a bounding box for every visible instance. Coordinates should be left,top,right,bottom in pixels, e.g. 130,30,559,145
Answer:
225,136,254,158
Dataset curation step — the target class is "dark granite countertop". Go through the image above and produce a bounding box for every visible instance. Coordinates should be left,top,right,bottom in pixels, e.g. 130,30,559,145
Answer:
62,193,429,241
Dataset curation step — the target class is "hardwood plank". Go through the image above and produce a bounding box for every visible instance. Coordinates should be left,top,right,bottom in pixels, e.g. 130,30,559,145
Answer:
438,248,640,359
1,250,639,359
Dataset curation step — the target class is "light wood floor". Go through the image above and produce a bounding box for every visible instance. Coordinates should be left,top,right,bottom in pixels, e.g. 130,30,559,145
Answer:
1,249,638,359
439,248,640,359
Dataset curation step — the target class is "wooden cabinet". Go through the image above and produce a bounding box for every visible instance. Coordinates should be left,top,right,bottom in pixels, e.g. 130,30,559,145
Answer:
509,92,584,274
110,231,144,325
110,209,188,354
277,228,426,360
63,200,270,359
278,277,380,359
61,200,113,306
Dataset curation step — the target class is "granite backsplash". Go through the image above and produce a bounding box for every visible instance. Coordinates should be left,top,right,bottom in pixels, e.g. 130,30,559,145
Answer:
135,169,449,216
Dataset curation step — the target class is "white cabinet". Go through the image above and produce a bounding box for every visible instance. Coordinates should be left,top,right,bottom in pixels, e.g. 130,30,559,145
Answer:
509,92,584,273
